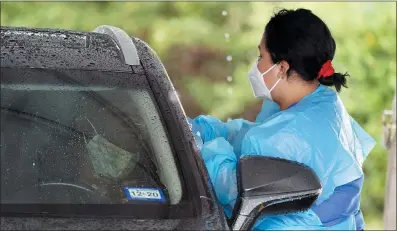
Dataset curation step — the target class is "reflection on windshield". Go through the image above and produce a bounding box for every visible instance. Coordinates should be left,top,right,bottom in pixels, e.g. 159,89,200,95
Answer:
0,69,170,205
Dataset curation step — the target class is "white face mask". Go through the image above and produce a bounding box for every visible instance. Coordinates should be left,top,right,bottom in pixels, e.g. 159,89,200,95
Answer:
248,61,281,100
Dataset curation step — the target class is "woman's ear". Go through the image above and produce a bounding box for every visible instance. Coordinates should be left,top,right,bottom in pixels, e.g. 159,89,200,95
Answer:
279,60,290,78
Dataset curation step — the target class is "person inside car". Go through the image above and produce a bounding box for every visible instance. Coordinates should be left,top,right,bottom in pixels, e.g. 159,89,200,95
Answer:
188,8,375,230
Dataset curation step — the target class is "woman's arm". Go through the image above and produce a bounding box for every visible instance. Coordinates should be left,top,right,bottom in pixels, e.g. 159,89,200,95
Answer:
200,137,238,218
189,98,280,145
311,176,364,228
190,115,255,145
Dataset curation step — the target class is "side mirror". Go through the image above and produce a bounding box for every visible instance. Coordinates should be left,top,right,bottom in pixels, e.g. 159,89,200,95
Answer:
231,155,322,230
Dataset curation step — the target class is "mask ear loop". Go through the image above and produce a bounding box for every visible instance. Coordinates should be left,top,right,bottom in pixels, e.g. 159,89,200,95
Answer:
269,77,282,92
83,116,99,145
260,63,278,77
268,63,282,92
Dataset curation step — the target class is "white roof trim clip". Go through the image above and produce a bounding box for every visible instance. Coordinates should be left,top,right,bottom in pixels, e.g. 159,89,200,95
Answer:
93,25,140,66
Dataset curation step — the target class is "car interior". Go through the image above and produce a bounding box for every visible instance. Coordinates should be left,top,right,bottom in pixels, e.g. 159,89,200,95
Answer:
0,75,182,205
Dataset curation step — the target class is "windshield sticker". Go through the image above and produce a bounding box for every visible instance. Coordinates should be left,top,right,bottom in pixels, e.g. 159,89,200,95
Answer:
123,187,165,202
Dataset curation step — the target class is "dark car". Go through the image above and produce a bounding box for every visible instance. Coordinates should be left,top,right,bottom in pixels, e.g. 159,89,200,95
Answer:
0,25,322,230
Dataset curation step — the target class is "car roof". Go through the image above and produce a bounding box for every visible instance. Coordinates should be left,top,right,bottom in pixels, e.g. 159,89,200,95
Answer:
0,26,133,72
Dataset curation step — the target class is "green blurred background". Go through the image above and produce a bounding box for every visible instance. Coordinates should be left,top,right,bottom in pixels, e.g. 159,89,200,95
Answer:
1,1,396,229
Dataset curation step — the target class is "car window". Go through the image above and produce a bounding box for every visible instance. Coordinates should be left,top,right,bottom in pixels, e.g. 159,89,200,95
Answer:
0,67,183,207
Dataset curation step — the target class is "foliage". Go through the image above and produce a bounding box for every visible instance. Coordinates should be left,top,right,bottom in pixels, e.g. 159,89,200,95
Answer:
1,2,395,228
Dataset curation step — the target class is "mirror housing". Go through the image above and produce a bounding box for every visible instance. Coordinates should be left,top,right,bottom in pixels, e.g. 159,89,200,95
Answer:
231,155,322,230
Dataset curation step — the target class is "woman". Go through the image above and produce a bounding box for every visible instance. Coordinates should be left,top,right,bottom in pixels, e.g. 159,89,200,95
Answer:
189,8,376,230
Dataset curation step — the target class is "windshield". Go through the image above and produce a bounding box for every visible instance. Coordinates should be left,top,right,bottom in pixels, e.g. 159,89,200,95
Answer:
0,67,183,209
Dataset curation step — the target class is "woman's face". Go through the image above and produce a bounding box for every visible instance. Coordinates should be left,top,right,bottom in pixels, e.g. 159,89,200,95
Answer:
257,41,283,94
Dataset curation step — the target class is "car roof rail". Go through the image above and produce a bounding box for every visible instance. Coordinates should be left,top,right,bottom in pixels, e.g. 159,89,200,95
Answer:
93,25,140,66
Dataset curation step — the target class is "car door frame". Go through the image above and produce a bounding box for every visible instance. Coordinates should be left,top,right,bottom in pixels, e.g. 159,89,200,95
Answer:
130,37,229,227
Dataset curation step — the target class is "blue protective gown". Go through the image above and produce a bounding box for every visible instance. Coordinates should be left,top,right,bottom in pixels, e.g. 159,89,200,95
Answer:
189,84,376,230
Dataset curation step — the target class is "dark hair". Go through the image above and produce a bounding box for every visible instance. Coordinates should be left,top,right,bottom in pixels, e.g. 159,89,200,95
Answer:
263,8,348,92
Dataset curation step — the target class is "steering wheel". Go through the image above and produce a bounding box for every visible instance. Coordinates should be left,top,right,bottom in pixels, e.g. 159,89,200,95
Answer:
8,181,111,204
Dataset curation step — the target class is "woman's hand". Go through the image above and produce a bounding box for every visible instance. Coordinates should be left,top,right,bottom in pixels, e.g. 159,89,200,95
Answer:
188,117,203,151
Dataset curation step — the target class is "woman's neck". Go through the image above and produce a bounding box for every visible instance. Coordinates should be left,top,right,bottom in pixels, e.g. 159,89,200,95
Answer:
278,82,320,110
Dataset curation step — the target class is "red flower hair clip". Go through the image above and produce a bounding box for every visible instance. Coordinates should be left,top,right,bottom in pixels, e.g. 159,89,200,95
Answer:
317,60,334,79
